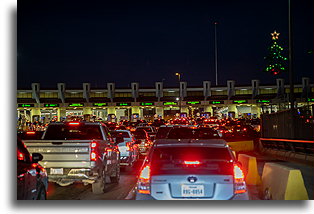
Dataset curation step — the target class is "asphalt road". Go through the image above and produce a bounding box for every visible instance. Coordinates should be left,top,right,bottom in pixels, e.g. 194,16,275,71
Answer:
47,161,142,200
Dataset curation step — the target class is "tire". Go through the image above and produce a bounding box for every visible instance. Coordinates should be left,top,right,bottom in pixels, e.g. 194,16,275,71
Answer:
110,165,120,183
92,169,106,194
36,184,47,200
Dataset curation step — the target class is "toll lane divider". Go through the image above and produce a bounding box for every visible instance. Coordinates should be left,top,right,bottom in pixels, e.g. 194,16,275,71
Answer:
261,162,309,200
238,154,261,185
227,140,254,152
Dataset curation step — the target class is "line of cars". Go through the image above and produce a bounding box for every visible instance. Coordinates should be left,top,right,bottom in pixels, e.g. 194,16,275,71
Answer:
17,120,156,199
17,117,259,200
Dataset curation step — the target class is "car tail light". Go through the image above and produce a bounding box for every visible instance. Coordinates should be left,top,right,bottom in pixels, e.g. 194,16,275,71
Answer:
69,122,80,126
243,128,247,131
26,131,36,135
90,142,97,161
137,165,151,194
17,150,24,161
184,160,200,165
233,164,247,194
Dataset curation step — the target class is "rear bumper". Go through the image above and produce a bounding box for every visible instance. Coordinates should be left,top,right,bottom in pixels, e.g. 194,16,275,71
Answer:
135,192,249,200
47,168,98,185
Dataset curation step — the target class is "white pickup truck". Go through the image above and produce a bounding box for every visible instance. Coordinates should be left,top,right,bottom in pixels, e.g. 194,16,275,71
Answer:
23,121,122,194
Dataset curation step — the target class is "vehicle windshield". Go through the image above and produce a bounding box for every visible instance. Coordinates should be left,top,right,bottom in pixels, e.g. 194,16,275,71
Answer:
43,124,103,140
155,127,173,139
132,130,147,139
110,131,130,138
166,128,220,139
151,147,233,175
136,127,152,133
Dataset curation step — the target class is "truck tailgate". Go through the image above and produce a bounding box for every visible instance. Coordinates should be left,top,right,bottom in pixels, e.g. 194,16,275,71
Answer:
23,140,94,169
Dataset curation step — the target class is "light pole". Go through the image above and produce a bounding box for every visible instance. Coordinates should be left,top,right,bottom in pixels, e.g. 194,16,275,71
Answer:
214,22,218,86
175,73,182,115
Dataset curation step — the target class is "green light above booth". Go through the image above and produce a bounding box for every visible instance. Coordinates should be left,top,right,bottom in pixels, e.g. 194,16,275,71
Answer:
256,100,271,103
68,103,84,107
18,104,34,107
307,98,314,102
233,100,248,104
210,101,224,104
163,102,178,105
44,104,59,107
93,103,107,107
140,102,154,106
186,101,200,105
117,103,131,106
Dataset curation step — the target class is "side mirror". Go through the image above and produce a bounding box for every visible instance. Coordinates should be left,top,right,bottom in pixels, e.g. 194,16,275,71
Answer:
32,153,43,163
115,135,124,144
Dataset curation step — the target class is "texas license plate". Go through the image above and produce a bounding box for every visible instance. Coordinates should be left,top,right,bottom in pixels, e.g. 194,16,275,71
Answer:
181,185,204,197
50,168,63,175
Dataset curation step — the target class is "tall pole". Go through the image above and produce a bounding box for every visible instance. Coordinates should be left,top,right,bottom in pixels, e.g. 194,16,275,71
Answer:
175,73,181,115
288,0,294,110
214,22,218,86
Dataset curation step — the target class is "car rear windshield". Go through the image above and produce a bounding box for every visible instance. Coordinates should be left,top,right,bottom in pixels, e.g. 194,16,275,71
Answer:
151,147,233,175
167,128,220,139
43,124,103,140
110,131,130,138
132,131,146,139
136,127,152,132
155,127,173,139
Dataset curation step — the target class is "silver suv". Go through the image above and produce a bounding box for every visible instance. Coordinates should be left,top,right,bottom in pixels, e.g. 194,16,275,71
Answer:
135,139,249,200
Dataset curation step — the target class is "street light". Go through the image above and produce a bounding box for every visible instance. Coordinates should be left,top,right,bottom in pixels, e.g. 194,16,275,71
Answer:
175,73,182,115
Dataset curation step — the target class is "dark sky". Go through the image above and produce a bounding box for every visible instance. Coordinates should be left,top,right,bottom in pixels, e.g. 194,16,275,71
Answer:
17,0,313,89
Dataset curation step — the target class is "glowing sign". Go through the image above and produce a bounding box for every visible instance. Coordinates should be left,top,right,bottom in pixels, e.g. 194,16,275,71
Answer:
18,104,34,107
44,104,59,107
117,103,131,106
68,103,84,107
140,102,154,106
186,101,200,105
307,98,314,102
163,102,178,105
93,103,107,107
233,100,248,104
210,101,224,104
257,100,270,103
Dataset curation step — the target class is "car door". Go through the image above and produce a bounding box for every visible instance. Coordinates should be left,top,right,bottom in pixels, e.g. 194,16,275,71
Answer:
17,140,38,200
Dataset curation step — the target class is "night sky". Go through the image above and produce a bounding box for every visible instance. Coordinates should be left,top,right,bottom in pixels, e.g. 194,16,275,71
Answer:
17,0,313,89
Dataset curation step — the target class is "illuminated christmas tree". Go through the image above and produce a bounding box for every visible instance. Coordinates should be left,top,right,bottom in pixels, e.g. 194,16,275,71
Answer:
263,31,287,75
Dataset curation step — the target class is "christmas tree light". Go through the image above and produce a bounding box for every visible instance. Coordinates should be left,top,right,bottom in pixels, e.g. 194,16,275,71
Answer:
263,30,287,75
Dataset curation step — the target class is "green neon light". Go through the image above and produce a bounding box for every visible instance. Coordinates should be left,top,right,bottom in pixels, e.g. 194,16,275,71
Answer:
93,103,107,107
211,101,223,104
186,101,200,105
44,104,59,107
163,102,178,105
68,103,84,107
307,98,314,102
117,103,131,106
257,100,270,103
140,102,154,106
18,104,34,107
233,100,248,104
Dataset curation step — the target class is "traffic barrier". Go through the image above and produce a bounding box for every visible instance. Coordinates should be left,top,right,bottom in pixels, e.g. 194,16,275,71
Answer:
238,154,261,185
227,140,254,152
261,162,309,200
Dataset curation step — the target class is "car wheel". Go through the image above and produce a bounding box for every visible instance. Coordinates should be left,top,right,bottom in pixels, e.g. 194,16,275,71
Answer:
92,169,106,194
110,165,120,183
36,184,47,200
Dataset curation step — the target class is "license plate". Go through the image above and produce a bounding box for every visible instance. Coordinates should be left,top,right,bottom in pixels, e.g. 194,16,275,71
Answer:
50,168,63,175
181,185,204,197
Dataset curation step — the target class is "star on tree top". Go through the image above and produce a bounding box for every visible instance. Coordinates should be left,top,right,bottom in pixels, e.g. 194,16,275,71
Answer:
271,31,280,40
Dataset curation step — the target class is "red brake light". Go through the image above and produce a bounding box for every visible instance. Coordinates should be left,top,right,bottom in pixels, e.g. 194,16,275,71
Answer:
138,165,151,194
234,164,246,194
184,160,200,165
17,150,24,161
90,142,97,161
26,131,36,135
243,128,247,131
69,122,80,126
